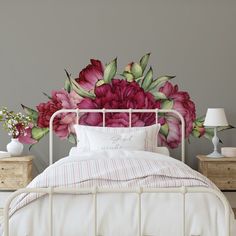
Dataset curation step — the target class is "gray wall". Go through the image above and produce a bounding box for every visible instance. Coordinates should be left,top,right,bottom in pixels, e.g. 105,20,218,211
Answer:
0,0,236,174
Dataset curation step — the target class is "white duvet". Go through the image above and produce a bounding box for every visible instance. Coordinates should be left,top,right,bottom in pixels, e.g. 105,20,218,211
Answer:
1,150,236,236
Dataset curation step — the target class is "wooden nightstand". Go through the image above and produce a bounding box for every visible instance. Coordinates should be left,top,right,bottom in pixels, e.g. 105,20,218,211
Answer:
0,156,33,190
0,155,34,219
197,155,236,190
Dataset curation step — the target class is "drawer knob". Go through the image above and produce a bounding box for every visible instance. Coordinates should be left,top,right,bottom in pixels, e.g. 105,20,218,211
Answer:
227,181,231,184
228,167,231,171
1,181,4,184
1,168,4,170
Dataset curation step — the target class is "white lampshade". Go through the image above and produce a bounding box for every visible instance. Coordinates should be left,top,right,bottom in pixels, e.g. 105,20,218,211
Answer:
204,108,228,127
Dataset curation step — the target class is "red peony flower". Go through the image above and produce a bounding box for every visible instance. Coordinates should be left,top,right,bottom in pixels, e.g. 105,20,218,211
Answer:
75,59,104,92
158,82,196,148
37,101,61,128
21,54,233,149
78,79,160,127
37,89,81,139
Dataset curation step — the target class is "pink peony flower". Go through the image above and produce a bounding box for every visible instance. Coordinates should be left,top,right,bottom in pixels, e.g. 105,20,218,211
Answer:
37,89,82,139
75,59,104,92
78,79,160,127
18,125,37,145
158,116,182,149
158,82,196,148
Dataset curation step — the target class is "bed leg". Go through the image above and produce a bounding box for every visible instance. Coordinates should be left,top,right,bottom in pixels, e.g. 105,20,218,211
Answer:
49,187,54,236
182,186,186,236
138,187,142,236
93,187,98,236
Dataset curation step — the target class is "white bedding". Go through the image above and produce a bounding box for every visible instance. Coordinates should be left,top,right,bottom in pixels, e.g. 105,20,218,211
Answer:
2,150,236,236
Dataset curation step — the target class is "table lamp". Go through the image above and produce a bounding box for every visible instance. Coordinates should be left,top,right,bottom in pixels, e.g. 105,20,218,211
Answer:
204,108,228,158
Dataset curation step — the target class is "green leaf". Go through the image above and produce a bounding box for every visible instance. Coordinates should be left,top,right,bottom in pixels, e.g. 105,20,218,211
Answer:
217,125,235,132
160,123,169,136
64,69,72,93
152,91,167,100
103,58,117,83
122,72,134,82
96,79,105,87
195,115,205,123
131,63,143,79
191,129,201,138
161,100,173,109
71,79,95,98
21,104,38,123
31,127,49,141
64,78,71,93
148,75,175,91
42,92,52,99
139,53,150,72
29,143,36,151
64,69,71,79
135,76,144,86
193,115,205,127
142,67,153,91
68,133,77,144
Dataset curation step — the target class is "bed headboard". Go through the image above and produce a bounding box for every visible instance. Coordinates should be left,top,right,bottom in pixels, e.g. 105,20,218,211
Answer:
49,108,185,165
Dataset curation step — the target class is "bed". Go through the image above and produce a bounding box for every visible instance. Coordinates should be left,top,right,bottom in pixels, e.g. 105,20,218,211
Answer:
2,108,236,236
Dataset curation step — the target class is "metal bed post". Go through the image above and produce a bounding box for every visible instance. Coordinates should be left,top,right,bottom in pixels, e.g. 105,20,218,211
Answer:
137,187,142,236
102,108,105,127
93,187,98,236
155,108,159,147
49,187,53,236
181,186,186,236
129,108,132,128
76,108,79,125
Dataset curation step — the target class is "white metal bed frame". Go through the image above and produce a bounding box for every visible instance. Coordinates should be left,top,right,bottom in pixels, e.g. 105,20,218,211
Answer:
3,108,231,236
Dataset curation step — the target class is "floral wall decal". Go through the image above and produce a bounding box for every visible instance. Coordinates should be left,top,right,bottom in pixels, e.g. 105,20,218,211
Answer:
20,53,233,149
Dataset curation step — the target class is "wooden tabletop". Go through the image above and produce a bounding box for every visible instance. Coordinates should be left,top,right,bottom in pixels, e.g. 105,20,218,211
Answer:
196,155,236,162
0,155,33,162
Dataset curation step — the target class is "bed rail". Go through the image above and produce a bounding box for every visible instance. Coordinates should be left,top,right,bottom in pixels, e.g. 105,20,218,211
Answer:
49,108,185,165
3,186,231,236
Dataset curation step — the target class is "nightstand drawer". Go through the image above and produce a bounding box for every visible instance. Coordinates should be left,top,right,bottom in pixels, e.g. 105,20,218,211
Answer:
197,155,236,191
0,163,24,176
0,156,33,190
0,178,26,190
209,177,236,190
207,162,236,177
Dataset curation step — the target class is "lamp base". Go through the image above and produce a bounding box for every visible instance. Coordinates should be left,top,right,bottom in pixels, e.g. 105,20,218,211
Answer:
207,151,224,158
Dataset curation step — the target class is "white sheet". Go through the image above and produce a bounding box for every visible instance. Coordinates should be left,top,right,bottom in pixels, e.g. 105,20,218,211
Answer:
6,191,236,236
2,150,236,236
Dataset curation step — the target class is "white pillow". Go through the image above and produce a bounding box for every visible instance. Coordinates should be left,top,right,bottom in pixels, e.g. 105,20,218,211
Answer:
74,124,160,152
85,129,146,151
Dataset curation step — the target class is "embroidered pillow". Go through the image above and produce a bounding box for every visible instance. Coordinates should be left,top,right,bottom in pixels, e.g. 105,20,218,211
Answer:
74,124,160,152
85,129,146,151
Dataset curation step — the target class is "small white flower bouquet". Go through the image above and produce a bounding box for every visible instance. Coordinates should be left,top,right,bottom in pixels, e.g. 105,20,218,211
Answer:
0,107,32,140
